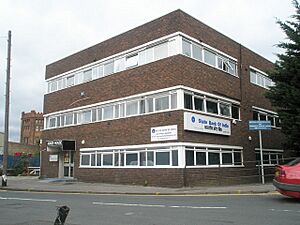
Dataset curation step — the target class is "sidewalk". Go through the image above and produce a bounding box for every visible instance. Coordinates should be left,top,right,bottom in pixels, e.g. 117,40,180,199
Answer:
0,176,277,195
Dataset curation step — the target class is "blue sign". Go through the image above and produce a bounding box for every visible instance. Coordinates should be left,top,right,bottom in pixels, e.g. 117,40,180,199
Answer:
249,120,271,130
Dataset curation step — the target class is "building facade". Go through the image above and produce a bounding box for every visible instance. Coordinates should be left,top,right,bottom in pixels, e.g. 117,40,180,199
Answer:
41,10,285,187
20,110,43,145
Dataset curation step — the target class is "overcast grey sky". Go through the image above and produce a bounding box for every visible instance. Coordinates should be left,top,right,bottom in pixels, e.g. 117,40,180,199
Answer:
0,0,295,142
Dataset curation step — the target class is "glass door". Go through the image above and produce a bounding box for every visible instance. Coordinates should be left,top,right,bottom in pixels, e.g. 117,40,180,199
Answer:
64,151,74,178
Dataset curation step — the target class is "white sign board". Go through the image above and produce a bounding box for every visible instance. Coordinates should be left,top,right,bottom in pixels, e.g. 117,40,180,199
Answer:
184,112,231,136
151,125,178,142
49,154,58,162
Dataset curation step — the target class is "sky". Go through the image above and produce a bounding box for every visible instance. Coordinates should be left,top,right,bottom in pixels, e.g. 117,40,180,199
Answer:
0,0,296,142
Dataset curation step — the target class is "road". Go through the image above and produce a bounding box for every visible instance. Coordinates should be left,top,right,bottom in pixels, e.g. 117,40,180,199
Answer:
0,190,299,225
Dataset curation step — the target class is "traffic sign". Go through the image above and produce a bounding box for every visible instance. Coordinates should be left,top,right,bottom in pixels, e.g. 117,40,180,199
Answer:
249,120,271,130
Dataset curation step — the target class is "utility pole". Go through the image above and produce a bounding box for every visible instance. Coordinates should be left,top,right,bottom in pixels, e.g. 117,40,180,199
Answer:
3,30,12,179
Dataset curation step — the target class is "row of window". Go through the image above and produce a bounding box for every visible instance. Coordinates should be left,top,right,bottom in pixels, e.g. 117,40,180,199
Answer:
80,148,178,167
47,91,177,129
255,151,283,166
185,147,243,167
250,69,275,89
47,33,239,94
182,39,237,76
45,87,240,129
253,109,281,128
184,92,240,119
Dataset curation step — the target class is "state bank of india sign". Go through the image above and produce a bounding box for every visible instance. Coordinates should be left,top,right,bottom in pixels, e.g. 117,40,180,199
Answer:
184,112,231,136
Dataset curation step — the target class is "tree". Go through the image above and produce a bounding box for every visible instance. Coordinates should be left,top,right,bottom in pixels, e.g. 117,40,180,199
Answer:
266,0,300,155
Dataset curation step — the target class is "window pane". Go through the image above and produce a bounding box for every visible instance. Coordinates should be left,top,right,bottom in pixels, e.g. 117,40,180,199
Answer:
250,70,256,84
222,152,232,165
126,153,138,166
172,150,178,166
155,96,169,111
253,111,259,120
154,43,168,60
114,153,120,166
228,61,236,75
192,44,202,61
49,118,56,128
104,61,114,76
139,48,154,65
92,109,97,122
83,69,92,82
98,108,103,121
97,154,101,166
91,154,96,166
140,152,146,166
126,54,138,68
67,76,75,87
219,103,231,117
114,58,125,72
206,100,218,114
171,93,177,109
146,98,154,113
194,97,204,111
196,152,206,165
182,39,191,57
184,93,193,110
234,152,242,165
120,103,125,117
65,113,73,125
268,115,275,126
259,114,267,121
263,153,269,164
114,105,119,118
232,105,240,119
147,151,154,166
140,99,145,114
126,100,138,116
186,150,194,166
81,155,90,166
208,152,220,165
82,110,91,123
204,49,216,66
271,154,277,164
103,105,113,120
156,152,170,165
103,154,113,166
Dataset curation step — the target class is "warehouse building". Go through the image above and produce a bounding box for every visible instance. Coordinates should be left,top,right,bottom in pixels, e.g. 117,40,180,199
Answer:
41,10,284,187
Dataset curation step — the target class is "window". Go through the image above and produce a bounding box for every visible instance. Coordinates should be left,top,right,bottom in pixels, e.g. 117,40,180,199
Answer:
171,93,177,109
253,108,281,128
255,150,283,166
154,42,168,60
155,95,169,111
66,76,75,87
103,105,113,120
156,152,170,165
147,151,154,166
126,153,138,166
81,155,90,166
82,110,91,123
206,99,218,114
104,61,114,76
250,70,256,83
219,102,231,117
184,93,193,110
182,39,191,57
126,100,138,116
114,57,125,72
48,117,56,128
172,150,178,166
192,43,202,61
222,152,233,165
103,154,113,166
126,54,138,68
65,113,73,125
186,150,194,166
139,48,154,65
231,105,240,120
204,49,216,66
250,68,274,89
196,152,206,165
208,152,220,165
83,69,92,82
92,109,97,122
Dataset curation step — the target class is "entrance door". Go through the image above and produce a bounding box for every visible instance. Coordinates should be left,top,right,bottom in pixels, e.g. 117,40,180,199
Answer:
63,151,74,178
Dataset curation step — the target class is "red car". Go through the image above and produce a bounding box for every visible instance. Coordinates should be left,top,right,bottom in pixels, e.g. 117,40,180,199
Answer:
273,158,300,198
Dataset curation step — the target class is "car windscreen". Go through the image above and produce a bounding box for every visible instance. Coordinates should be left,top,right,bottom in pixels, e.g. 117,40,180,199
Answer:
286,158,300,166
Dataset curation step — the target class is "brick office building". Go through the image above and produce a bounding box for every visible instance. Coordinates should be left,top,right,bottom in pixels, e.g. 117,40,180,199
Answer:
41,10,285,187
20,110,43,145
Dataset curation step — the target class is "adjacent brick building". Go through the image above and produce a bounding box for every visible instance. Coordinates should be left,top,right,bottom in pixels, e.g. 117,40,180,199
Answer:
41,10,285,187
20,110,43,145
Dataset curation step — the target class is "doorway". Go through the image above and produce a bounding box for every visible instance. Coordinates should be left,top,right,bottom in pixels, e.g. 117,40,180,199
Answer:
63,151,74,178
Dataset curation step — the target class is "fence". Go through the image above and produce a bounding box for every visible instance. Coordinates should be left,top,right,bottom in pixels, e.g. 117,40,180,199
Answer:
0,155,40,175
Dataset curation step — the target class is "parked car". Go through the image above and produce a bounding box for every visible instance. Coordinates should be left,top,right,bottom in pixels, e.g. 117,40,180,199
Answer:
273,158,300,198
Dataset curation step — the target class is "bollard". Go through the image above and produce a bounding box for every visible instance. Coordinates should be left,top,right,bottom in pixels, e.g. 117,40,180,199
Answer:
2,175,7,187
54,206,70,225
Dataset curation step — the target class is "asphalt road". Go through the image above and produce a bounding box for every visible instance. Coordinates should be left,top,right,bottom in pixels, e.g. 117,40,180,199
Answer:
0,190,299,225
